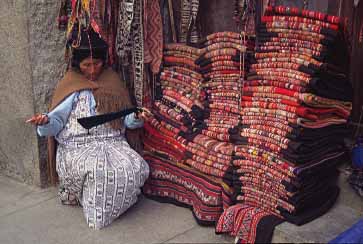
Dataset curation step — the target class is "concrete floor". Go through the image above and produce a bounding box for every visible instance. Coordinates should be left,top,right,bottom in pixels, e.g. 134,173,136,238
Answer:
0,175,233,244
1,173,362,244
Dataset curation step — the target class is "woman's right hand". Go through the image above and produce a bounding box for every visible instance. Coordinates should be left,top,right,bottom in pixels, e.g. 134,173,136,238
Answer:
26,114,49,125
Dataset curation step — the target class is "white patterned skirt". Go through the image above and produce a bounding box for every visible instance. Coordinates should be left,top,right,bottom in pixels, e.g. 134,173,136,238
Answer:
56,138,149,229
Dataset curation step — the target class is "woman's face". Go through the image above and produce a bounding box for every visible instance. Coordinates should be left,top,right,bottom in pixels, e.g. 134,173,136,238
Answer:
79,57,104,80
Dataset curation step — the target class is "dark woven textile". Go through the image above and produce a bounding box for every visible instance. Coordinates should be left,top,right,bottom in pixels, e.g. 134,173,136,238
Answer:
216,204,283,244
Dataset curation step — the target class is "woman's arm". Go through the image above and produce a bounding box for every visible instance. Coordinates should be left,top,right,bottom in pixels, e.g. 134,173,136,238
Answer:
37,93,78,136
124,112,144,129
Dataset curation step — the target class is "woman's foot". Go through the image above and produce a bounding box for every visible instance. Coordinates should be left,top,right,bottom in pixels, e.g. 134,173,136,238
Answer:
58,187,80,206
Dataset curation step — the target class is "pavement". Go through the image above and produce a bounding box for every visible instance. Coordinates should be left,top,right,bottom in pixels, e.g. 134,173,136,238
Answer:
0,175,233,244
0,173,362,244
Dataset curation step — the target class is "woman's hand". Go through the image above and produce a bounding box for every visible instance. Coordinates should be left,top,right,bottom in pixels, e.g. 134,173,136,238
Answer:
26,114,49,125
135,107,152,121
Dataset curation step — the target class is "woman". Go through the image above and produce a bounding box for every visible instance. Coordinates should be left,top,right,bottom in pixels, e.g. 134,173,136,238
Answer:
27,27,149,229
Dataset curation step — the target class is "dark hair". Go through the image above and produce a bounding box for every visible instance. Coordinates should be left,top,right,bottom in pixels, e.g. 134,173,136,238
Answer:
68,25,109,69
71,49,108,69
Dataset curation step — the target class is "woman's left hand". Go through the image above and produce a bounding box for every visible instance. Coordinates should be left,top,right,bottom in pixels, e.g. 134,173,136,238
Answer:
26,114,49,125
135,107,152,121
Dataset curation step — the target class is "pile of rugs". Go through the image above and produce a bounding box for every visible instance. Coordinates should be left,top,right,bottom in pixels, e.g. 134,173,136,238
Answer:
142,43,234,224
142,7,352,243
143,33,253,224
180,32,250,183
216,5,352,243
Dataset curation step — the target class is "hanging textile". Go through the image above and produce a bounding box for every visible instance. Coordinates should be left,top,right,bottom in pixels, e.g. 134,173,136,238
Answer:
57,0,72,30
143,0,163,74
90,0,119,65
179,0,201,45
116,0,135,58
234,0,256,35
116,0,144,107
131,0,144,106
159,0,173,43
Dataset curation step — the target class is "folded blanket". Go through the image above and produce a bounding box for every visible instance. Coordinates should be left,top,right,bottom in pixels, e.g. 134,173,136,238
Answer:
216,204,283,244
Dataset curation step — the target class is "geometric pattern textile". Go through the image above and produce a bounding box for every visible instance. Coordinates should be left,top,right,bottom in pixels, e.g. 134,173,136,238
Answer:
56,91,149,229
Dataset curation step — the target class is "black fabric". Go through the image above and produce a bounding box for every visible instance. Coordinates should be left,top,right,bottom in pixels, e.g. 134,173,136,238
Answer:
309,77,352,102
281,146,345,165
280,185,340,226
288,125,350,140
77,107,139,129
254,215,284,244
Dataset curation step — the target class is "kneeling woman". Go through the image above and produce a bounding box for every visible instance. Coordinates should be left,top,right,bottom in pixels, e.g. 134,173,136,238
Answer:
27,28,149,229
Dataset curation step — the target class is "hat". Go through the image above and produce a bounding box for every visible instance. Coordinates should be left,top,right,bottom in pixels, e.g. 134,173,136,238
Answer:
67,25,109,68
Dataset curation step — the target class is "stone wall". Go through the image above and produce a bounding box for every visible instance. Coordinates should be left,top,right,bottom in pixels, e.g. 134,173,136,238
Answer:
27,0,67,186
0,0,66,187
0,0,40,185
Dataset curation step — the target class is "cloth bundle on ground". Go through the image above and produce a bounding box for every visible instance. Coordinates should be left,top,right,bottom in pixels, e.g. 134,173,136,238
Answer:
143,115,236,224
216,203,284,244
143,33,254,224
142,41,237,224
143,154,234,224
217,6,352,243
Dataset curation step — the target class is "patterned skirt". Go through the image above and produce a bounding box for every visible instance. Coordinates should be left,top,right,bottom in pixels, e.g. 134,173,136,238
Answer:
56,139,149,229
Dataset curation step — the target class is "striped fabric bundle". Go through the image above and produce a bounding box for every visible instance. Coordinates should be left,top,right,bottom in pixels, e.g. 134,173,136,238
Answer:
218,6,353,244
143,43,236,224
143,33,251,224
196,32,253,142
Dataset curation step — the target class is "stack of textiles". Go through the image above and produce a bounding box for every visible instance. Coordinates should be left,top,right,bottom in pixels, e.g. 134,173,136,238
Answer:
196,32,250,142
146,33,253,224
154,43,206,136
176,32,249,184
143,43,234,224
146,32,253,225
217,6,352,243
178,32,253,185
